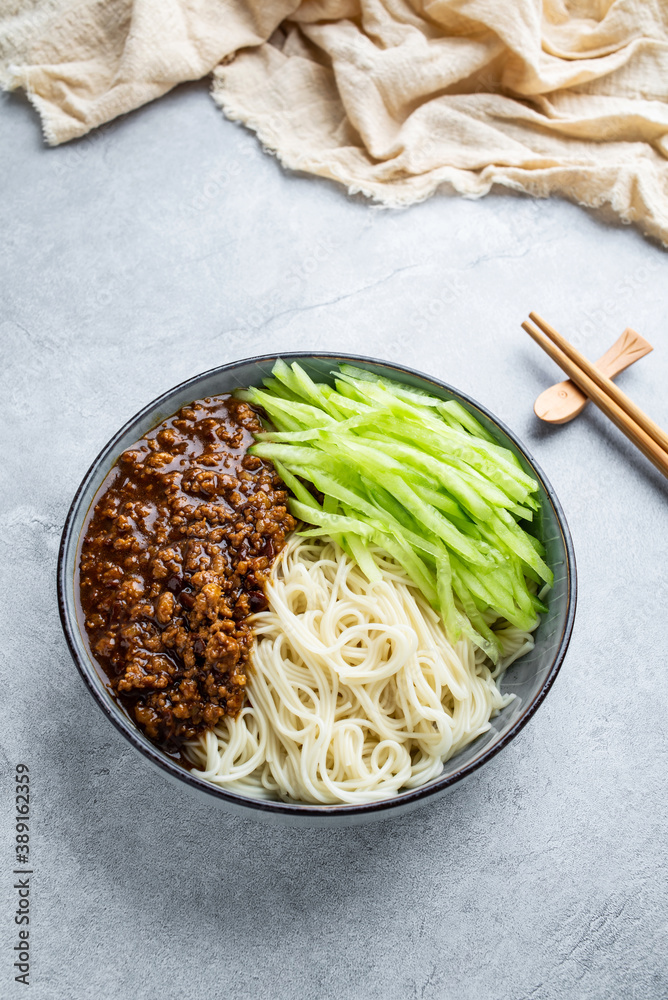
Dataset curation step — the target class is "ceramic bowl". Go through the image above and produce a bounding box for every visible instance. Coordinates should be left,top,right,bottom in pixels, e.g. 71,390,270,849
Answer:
58,354,576,825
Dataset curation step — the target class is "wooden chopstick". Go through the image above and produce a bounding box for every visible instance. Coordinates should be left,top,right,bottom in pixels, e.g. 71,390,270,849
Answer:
529,312,668,455
522,319,668,480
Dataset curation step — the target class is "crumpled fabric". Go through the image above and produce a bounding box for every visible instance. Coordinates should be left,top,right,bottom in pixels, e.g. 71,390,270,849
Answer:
2,0,667,243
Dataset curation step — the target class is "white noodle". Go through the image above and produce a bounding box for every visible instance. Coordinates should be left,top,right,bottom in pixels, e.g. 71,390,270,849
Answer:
183,536,538,805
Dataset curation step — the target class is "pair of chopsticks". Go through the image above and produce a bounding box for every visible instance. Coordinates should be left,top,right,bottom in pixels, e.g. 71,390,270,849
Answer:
522,313,668,479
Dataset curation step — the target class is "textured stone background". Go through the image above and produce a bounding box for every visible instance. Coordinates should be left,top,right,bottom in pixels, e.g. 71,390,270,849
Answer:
1,81,667,1000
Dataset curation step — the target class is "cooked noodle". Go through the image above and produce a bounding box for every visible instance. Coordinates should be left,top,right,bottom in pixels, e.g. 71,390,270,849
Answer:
183,536,538,805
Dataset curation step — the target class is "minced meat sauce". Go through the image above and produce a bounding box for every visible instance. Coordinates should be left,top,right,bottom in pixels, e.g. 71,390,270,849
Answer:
78,396,295,748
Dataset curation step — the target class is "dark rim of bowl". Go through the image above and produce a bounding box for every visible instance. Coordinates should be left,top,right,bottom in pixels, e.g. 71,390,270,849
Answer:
57,353,577,818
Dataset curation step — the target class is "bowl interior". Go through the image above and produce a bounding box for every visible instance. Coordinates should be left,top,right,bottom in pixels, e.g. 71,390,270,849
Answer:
59,354,575,822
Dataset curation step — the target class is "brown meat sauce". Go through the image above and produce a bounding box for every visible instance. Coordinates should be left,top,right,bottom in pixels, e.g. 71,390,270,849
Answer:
78,396,295,748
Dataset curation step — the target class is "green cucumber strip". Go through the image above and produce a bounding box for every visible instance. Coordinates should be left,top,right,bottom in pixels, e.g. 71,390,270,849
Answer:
298,521,439,607
472,510,546,582
505,560,537,619
453,463,528,510
490,509,553,585
360,425,528,505
301,471,442,567
375,474,491,567
510,504,534,522
521,564,541,586
416,484,468,521
315,433,493,522
322,389,370,418
242,389,333,432
288,500,375,541
358,403,537,495
436,552,460,641
272,360,343,419
459,580,504,656
257,437,495,567
360,481,439,547
271,459,321,510
332,378,371,405
245,361,550,649
525,531,546,555
308,437,490,562
530,593,549,614
372,534,439,608
339,500,442,565
323,494,339,515
260,378,303,403
336,366,444,408
450,568,501,662
308,470,381,523
345,531,383,583
250,442,335,468
336,364,433,394
254,409,372,444
254,429,323,444
450,554,531,631
437,400,496,443
366,424,535,504
493,559,535,622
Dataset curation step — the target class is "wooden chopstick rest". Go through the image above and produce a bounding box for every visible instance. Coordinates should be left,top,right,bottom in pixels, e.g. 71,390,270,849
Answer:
522,318,668,480
534,328,653,424
529,312,668,456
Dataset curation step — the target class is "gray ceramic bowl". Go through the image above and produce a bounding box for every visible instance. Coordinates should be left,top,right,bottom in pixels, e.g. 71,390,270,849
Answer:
58,354,576,825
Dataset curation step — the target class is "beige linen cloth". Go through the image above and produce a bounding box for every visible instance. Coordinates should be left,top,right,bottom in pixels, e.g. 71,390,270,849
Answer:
2,1,668,243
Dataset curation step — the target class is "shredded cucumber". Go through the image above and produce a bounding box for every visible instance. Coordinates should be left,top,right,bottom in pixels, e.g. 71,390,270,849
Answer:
237,362,551,661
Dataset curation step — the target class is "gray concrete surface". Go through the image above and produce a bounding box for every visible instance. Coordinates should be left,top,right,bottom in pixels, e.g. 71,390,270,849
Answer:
1,79,667,1000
